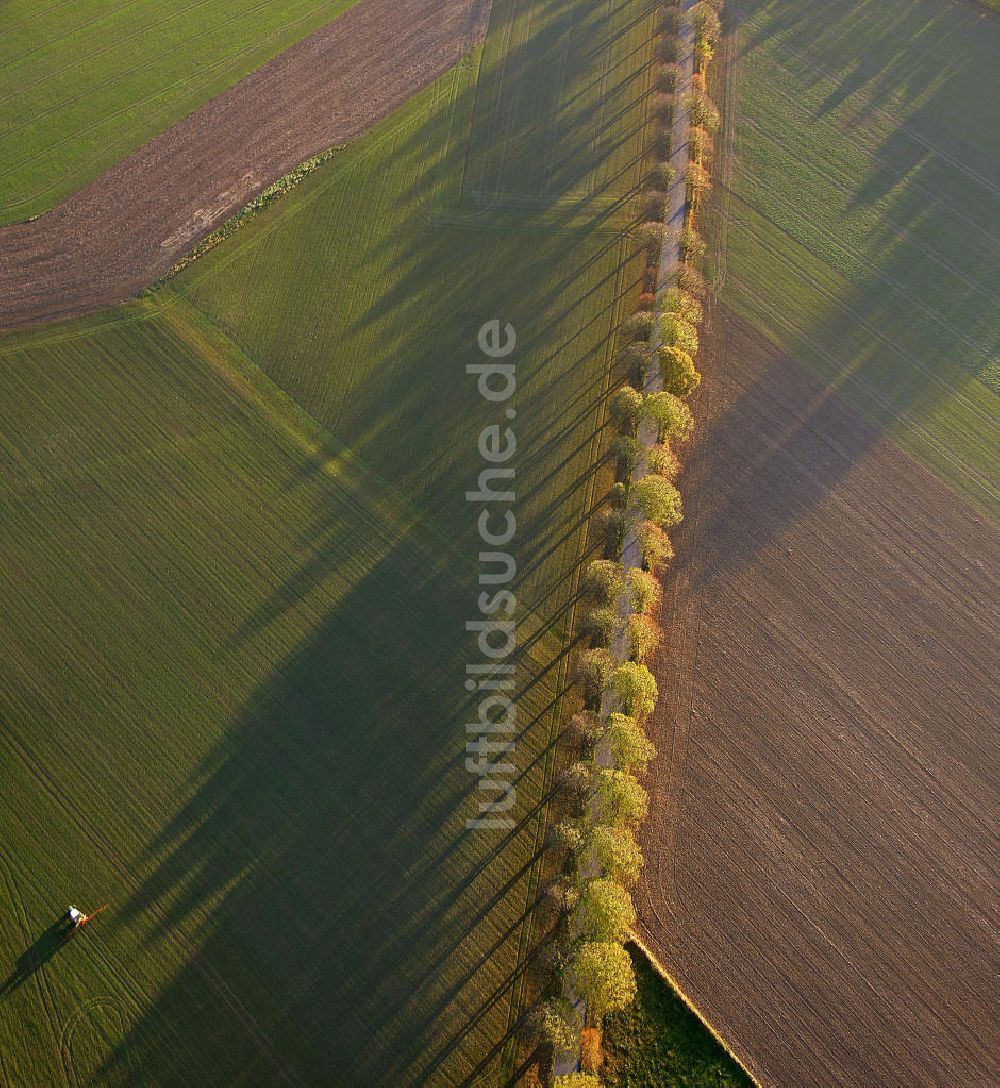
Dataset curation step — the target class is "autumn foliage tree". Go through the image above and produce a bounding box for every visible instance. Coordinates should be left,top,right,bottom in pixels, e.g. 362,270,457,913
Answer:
647,441,680,480
578,878,637,942
610,385,645,436
628,567,662,614
632,473,683,528
636,518,675,572
587,823,644,886
607,710,657,772
570,941,638,1015
610,661,659,719
596,767,650,826
626,612,662,664
644,391,694,443
659,345,701,397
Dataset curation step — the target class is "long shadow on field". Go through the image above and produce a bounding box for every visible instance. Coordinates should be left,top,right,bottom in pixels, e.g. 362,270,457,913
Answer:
96,0,662,1082
98,528,567,1087
680,0,999,588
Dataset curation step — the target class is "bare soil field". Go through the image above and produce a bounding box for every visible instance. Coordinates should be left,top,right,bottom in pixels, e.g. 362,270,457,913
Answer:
0,0,491,331
636,304,999,1088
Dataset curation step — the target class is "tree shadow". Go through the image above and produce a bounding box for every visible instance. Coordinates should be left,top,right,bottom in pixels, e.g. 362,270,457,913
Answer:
91,0,662,1082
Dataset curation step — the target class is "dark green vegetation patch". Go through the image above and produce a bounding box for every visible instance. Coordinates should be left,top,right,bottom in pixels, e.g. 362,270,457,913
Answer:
601,946,754,1088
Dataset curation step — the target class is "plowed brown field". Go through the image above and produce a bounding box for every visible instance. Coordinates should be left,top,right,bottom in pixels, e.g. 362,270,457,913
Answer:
0,0,491,331
636,304,999,1088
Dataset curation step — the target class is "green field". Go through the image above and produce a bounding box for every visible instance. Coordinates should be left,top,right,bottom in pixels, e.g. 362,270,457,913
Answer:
0,0,361,224
600,946,754,1088
717,0,1000,517
0,0,658,1082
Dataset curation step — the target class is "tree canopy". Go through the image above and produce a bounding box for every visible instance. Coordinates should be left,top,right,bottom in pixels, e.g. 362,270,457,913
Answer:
587,823,644,885
597,768,650,826
578,878,637,942
632,473,683,529
608,709,657,772
659,345,701,397
570,941,638,1015
643,391,694,443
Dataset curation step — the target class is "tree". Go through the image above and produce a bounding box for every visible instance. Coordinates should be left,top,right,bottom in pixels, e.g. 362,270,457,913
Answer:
659,345,701,397
542,877,580,917
690,1,722,45
596,768,650,826
661,286,703,325
603,508,628,555
557,761,593,802
642,188,667,220
566,710,603,746
628,567,662,614
610,661,659,719
634,221,668,253
626,612,662,664
521,998,579,1052
678,226,706,262
607,709,657,772
650,160,676,190
632,474,683,529
689,125,710,162
587,824,644,886
647,441,680,480
547,820,583,855
676,262,705,297
580,1026,603,1074
554,1075,603,1088
575,648,614,703
578,878,637,942
636,519,675,572
658,62,681,91
584,603,617,645
619,341,652,386
613,434,642,478
695,37,715,69
623,310,655,341
685,91,720,133
610,386,644,436
649,92,674,122
583,559,625,604
643,391,693,443
570,941,637,1015
660,312,699,356
609,481,628,510
686,160,711,203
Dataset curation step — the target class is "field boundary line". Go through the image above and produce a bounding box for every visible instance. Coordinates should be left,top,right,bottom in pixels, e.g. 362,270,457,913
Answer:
158,292,476,578
629,935,763,1087
724,273,1000,516
0,0,360,216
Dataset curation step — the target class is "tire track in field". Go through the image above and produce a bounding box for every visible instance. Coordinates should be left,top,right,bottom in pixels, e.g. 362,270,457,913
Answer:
0,0,493,331
0,850,72,1088
59,995,138,1088
0,725,304,1088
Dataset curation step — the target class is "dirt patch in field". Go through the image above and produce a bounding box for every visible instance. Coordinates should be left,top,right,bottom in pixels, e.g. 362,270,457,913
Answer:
636,302,999,1087
0,0,491,331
